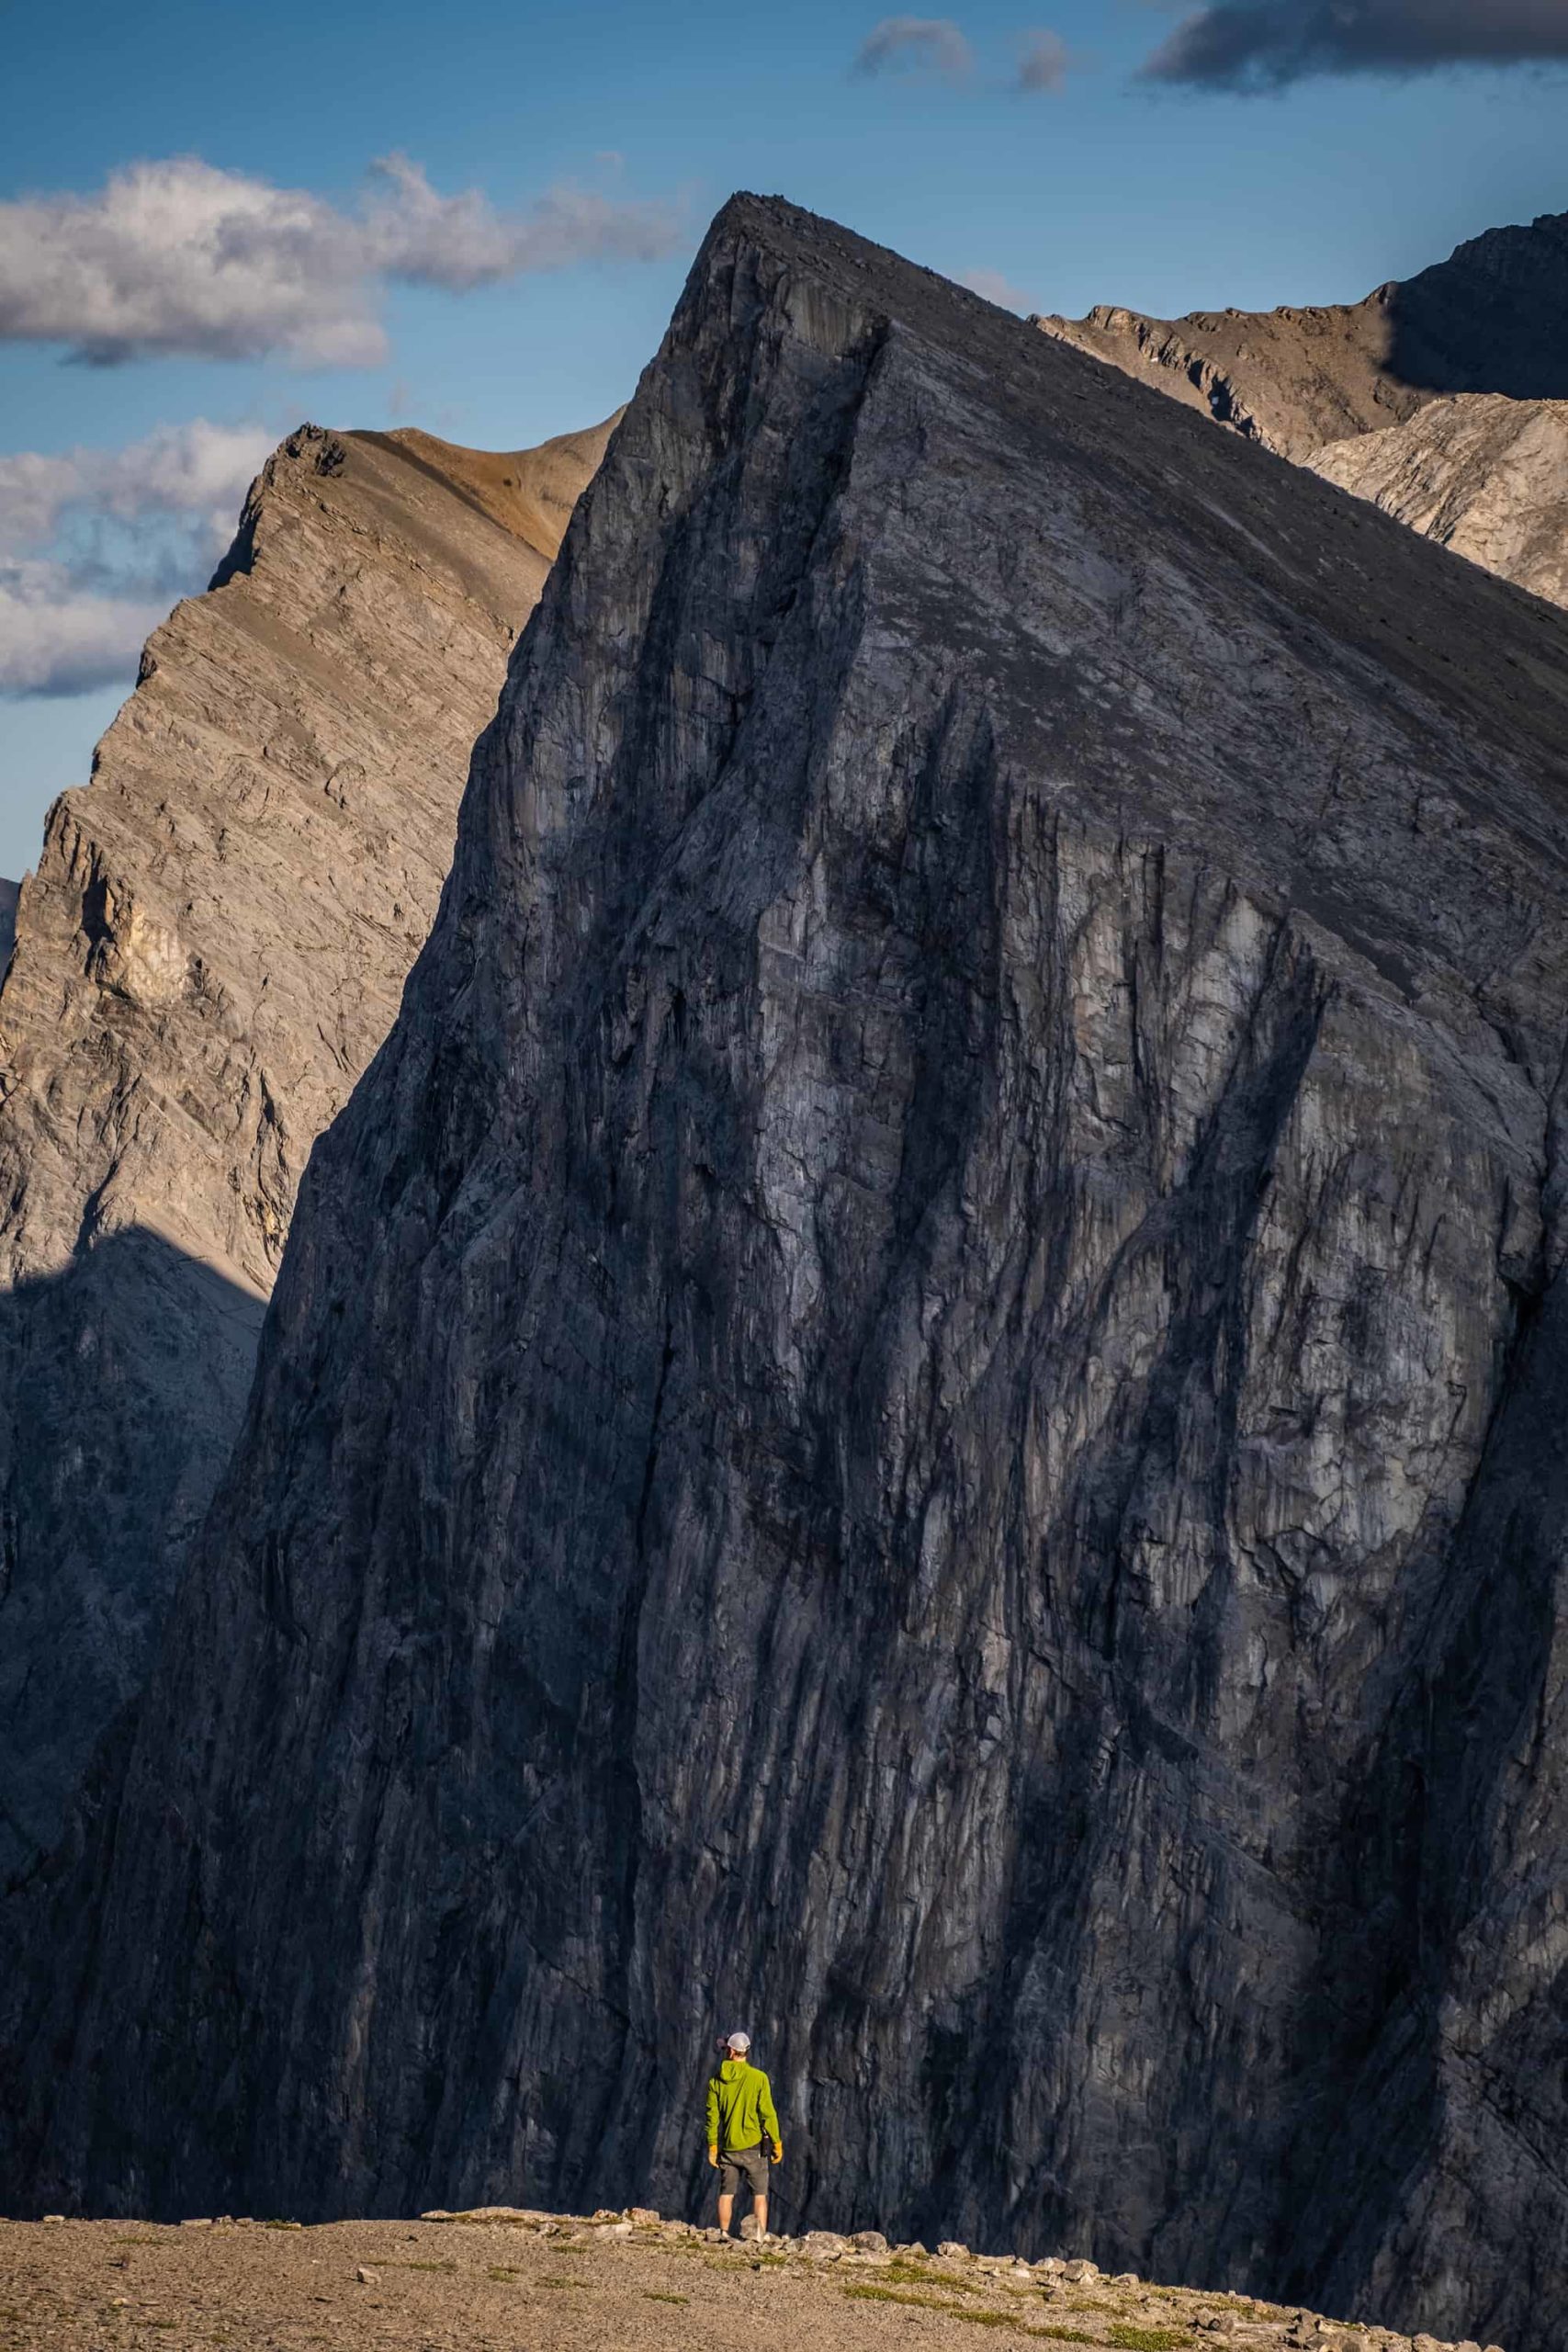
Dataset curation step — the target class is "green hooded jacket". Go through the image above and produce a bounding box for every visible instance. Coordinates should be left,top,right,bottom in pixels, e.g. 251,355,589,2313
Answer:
705,2057,781,2152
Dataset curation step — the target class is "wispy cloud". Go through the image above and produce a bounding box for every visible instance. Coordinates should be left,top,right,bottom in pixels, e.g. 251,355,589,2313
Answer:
1016,28,1071,89
1141,0,1568,88
0,565,168,696
0,419,274,695
0,421,272,552
854,16,975,81
958,266,1036,311
0,154,685,367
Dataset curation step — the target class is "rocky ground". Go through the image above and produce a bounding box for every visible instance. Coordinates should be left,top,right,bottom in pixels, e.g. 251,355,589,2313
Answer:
0,2209,1504,2352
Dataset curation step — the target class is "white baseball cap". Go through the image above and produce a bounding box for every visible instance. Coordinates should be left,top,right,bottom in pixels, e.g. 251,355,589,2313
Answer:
726,2030,751,2052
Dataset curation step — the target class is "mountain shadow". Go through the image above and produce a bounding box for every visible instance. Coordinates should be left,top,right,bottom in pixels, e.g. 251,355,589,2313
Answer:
0,1226,265,1889
1389,208,1568,399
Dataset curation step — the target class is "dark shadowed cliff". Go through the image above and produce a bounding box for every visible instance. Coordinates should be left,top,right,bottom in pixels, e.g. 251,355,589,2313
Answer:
9,197,1568,2352
0,417,614,1884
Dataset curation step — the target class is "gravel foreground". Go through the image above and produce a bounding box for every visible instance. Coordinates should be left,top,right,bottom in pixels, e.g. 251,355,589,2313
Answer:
0,2208,1505,2352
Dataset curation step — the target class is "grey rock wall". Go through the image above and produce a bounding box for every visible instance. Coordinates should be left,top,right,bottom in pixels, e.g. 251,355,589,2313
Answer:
8,198,1568,2352
0,417,614,1883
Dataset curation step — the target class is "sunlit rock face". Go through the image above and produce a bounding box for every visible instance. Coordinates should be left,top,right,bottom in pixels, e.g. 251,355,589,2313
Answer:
0,415,615,1882
9,198,1568,2352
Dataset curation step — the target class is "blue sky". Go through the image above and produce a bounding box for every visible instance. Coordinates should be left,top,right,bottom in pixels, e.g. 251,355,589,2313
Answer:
2,0,1565,879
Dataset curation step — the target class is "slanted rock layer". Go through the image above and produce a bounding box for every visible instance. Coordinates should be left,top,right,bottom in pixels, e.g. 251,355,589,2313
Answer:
6,197,1568,2352
0,415,614,1880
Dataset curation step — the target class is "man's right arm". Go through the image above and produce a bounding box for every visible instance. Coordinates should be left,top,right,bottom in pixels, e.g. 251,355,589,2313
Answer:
705,2075,719,2163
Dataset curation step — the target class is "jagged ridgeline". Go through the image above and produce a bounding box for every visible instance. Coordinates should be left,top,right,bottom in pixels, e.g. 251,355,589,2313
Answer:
0,416,616,1884
8,196,1568,2352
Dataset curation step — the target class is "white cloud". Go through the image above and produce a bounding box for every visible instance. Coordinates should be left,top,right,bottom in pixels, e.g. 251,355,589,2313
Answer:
958,266,1036,312
0,420,273,554
0,419,276,697
0,154,685,367
1017,28,1071,89
0,561,167,696
854,17,975,80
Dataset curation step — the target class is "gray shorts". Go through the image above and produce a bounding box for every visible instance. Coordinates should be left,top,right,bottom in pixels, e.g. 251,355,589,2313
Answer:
719,2141,769,2197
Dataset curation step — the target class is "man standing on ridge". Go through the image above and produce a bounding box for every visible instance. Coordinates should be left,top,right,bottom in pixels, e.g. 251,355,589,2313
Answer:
705,2030,783,2240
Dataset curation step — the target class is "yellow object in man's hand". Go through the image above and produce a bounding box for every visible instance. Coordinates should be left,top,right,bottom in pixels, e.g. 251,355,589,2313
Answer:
772,2142,784,2162
707,2146,719,2168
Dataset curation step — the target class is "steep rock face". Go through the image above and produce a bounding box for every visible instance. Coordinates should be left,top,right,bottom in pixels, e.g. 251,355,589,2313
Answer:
0,415,614,1881
1037,208,1568,463
1312,394,1568,613
11,198,1568,2352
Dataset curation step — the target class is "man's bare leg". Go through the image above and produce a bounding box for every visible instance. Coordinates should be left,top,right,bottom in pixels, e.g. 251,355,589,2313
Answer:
717,2191,735,2235
754,2192,769,2242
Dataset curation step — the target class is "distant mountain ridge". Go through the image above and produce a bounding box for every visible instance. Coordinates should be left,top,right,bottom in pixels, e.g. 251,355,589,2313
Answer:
0,412,615,1885
1037,207,1568,608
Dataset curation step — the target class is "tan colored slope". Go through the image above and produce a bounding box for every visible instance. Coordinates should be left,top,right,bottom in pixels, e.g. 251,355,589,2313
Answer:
0,2209,1493,2352
1309,395,1568,613
0,413,616,1883
1038,288,1415,461
384,414,625,562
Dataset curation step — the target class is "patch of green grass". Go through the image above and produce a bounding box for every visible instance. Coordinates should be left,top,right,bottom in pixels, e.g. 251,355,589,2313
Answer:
843,2284,956,2312
884,2261,981,2292
487,2266,522,2281
1107,2329,1191,2350
647,2290,690,2305
396,2258,457,2273
259,2220,301,2231
842,2284,1095,2341
538,2276,592,2290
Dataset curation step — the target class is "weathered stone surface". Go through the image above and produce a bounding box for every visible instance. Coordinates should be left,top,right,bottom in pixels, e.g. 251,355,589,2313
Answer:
0,415,614,1881
6,194,1568,2352
1310,395,1568,612
1035,209,1568,610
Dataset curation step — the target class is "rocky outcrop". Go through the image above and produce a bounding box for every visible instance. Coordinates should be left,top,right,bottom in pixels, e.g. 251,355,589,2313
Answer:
1036,288,1416,460
1035,209,1568,612
1311,394,1568,612
8,195,1568,2352
0,415,615,1883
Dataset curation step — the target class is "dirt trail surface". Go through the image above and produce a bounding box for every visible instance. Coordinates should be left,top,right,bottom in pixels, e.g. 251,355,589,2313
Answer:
0,2213,1494,2352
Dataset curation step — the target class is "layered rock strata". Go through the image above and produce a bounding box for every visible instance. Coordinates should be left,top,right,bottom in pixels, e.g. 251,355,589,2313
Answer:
0,415,615,1880
8,196,1568,2352
1036,209,1568,608
1311,394,1568,613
